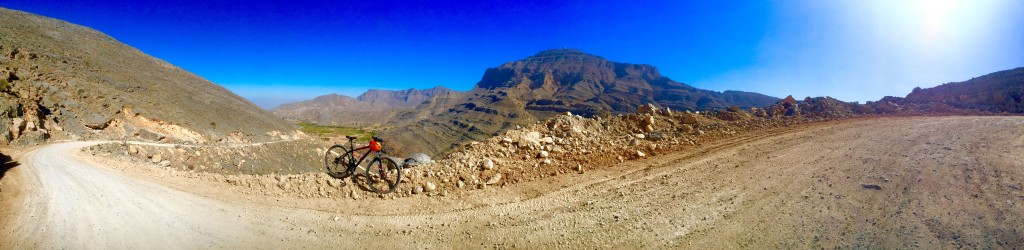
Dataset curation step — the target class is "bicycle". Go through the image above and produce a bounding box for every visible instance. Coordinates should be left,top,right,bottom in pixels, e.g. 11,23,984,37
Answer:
324,136,403,194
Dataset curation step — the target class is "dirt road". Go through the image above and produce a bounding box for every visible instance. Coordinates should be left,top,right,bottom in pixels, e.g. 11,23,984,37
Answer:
2,116,1022,248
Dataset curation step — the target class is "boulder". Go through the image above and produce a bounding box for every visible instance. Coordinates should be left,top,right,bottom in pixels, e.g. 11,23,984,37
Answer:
405,153,432,166
681,113,698,124
516,131,542,149
83,113,111,130
138,129,163,141
637,103,657,114
15,130,47,145
781,95,798,105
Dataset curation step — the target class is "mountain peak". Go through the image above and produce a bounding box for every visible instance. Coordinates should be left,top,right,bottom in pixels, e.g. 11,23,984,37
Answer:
528,49,603,60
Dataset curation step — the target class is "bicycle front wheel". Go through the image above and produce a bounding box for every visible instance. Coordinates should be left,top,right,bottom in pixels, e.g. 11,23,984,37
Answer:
324,145,350,177
365,157,402,194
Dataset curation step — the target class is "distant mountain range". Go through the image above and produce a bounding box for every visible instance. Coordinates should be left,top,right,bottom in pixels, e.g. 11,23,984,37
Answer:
276,49,781,157
272,86,461,127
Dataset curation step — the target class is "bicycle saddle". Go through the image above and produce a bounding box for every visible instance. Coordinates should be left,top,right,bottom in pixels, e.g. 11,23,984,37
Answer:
345,135,358,141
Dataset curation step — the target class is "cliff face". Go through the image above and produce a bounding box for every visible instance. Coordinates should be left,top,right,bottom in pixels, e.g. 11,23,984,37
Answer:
474,49,778,118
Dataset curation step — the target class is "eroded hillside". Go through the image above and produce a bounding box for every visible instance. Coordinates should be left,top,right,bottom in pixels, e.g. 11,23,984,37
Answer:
0,8,300,145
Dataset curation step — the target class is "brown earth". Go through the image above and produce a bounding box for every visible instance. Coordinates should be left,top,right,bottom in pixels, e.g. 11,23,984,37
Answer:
2,116,1021,248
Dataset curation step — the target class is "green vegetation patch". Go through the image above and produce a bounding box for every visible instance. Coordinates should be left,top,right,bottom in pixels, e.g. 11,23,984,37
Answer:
296,122,373,142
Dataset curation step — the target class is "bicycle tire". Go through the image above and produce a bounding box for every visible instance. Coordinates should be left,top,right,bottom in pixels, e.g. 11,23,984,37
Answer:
323,145,350,177
365,156,402,194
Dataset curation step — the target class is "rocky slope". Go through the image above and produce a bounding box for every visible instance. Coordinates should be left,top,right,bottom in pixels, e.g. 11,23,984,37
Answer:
877,67,1024,114
0,7,299,145
271,86,460,127
383,49,779,157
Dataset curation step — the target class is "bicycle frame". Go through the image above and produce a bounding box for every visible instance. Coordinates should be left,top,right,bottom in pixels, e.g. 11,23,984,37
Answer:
343,140,382,172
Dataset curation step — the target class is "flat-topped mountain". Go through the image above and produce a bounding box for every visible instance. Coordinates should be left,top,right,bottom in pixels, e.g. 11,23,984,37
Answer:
380,49,779,157
0,7,298,144
476,49,777,117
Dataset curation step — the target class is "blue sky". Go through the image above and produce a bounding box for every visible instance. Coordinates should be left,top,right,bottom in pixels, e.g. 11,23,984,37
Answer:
3,0,1022,109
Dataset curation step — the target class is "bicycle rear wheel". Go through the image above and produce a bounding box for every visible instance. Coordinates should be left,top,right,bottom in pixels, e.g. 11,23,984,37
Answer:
365,157,402,194
323,145,351,178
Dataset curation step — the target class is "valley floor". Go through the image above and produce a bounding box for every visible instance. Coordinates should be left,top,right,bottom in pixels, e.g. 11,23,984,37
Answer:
1,116,1022,248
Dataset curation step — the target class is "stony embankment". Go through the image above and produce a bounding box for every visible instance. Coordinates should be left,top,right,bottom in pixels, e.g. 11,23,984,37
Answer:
85,97,872,200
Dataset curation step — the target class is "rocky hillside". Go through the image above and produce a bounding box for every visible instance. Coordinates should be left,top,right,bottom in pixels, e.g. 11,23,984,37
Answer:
383,49,778,158
0,8,299,145
901,67,1024,113
271,86,460,127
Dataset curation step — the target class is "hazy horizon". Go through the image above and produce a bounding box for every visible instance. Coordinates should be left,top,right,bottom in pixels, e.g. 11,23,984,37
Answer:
3,0,1022,109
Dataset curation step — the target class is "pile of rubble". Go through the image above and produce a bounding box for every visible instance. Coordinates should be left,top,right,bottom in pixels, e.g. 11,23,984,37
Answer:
86,96,873,200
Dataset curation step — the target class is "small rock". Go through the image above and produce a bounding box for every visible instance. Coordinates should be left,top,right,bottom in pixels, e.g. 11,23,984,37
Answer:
482,159,495,170
457,181,466,188
424,182,437,192
413,186,424,194
351,190,360,199
151,154,162,163
128,145,139,155
636,150,646,158
539,137,554,144
860,184,882,190
538,150,549,158
277,181,289,190
486,173,502,185
501,137,513,144
635,134,646,139
542,159,552,165
333,216,340,221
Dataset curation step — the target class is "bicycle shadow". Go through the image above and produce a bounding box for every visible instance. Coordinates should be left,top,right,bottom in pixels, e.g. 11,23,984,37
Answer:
328,171,377,193
0,153,19,182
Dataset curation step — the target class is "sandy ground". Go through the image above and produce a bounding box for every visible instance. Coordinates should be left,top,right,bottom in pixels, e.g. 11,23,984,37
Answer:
1,116,1022,248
